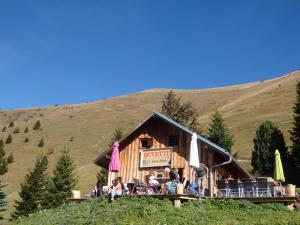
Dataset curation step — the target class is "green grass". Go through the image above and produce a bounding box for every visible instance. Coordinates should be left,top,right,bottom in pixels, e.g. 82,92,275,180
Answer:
9,197,300,225
296,187,300,193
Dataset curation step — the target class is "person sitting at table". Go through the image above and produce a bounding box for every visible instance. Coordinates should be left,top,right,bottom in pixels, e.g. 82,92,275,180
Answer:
108,178,122,201
166,169,180,194
169,169,179,182
148,171,160,194
164,167,170,178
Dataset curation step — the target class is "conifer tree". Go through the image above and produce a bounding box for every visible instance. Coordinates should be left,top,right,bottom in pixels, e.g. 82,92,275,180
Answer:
0,181,6,220
24,127,29,133
41,150,77,209
12,155,48,218
7,153,14,164
290,81,300,185
8,122,14,128
108,127,124,147
251,121,288,176
38,138,44,148
0,139,5,159
207,110,234,154
0,142,7,175
33,120,41,131
161,90,201,133
5,134,12,144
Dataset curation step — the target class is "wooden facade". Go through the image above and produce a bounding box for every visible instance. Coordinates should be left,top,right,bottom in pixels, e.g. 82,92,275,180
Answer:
94,111,251,196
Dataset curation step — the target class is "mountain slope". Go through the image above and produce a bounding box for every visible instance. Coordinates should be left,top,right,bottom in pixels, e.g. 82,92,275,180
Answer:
0,70,299,214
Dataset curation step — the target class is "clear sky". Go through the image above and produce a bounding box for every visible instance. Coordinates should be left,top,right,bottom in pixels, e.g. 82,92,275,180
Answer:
0,1,299,109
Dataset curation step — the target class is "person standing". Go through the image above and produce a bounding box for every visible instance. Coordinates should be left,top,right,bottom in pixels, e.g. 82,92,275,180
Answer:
196,164,206,196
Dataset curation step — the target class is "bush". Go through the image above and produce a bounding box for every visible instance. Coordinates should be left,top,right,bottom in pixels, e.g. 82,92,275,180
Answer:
8,122,14,128
13,127,20,134
9,198,300,225
2,127,6,132
38,138,44,148
47,147,54,155
5,134,12,144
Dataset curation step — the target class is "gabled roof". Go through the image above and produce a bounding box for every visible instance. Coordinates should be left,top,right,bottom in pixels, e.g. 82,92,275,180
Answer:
94,111,251,178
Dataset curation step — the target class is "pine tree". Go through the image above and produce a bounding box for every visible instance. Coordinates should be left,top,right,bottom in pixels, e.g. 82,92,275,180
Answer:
0,161,8,176
0,181,6,220
207,110,234,154
24,137,29,143
38,138,44,148
0,139,5,158
5,134,12,144
12,155,48,219
7,153,14,164
161,90,201,133
8,122,14,128
0,143,7,175
271,127,288,170
41,150,77,209
33,120,41,131
96,167,108,184
251,121,288,176
290,81,300,185
24,127,29,133
108,127,124,148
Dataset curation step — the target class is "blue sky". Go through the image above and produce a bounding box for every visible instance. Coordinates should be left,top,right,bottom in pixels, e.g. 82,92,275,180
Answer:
0,1,299,109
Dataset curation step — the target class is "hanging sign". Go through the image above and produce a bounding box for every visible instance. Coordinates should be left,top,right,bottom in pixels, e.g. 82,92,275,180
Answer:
140,148,172,168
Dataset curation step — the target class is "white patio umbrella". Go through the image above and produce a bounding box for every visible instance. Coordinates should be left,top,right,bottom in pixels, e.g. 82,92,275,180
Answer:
189,133,200,168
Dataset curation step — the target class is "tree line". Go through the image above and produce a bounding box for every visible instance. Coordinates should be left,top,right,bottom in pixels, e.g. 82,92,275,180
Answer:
161,85,300,186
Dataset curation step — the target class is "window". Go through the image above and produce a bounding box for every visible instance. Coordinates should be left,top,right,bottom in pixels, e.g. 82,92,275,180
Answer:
140,138,153,148
168,135,179,146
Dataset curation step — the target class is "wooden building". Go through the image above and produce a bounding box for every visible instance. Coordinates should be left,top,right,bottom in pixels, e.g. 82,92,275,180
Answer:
94,111,251,196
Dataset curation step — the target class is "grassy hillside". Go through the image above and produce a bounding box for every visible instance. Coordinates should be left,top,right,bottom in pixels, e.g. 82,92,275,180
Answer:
10,197,300,225
0,70,299,216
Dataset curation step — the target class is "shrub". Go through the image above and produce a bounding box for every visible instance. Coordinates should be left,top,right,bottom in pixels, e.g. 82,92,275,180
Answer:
2,127,6,132
8,121,14,128
24,137,29,143
5,134,12,144
69,136,74,142
47,147,54,155
13,127,20,134
38,138,44,148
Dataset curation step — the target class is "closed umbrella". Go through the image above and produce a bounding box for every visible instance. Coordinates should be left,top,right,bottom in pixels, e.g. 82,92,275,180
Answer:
274,149,285,182
109,141,120,172
189,133,200,168
108,141,120,185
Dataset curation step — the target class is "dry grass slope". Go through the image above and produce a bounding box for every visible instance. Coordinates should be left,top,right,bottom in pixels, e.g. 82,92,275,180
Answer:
0,70,299,216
